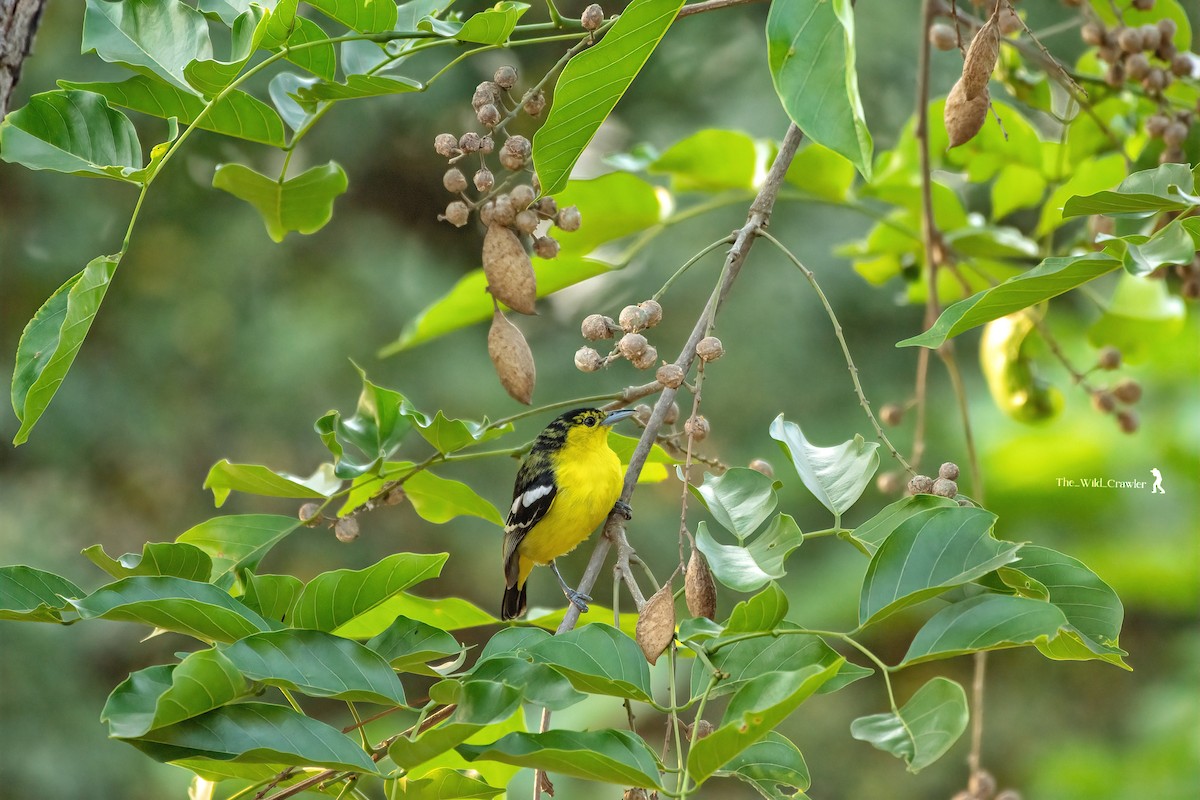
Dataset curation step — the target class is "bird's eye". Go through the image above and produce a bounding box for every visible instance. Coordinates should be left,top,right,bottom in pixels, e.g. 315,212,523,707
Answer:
584,416,596,427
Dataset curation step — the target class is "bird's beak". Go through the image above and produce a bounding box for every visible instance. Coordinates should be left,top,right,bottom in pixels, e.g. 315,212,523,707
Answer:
602,408,637,426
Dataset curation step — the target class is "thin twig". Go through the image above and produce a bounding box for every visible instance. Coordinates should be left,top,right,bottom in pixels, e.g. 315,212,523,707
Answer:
677,0,764,18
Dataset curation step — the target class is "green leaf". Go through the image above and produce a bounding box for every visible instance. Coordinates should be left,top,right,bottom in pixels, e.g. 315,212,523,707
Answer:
0,566,83,623
391,680,523,769
183,5,266,94
785,141,856,203
1117,221,1198,277
175,515,300,588
82,0,213,92
278,17,338,81
768,416,879,517
1087,272,1186,361
851,494,958,554
767,0,872,178
270,72,322,131
239,573,303,624
11,255,119,446
477,627,551,661
725,582,788,633
649,128,758,192
695,623,870,698
376,592,497,631
533,0,685,195
415,411,512,454
60,77,288,148
1036,153,1126,235
528,623,653,703
897,253,1123,349
1063,162,1198,218
421,2,530,44
458,729,663,789
308,0,398,33
221,629,407,705
203,460,339,507
468,656,586,711
398,768,504,800
367,615,463,673
0,91,143,181
83,542,212,582
850,677,968,773
689,467,781,541
991,163,1046,221
899,595,1069,666
291,552,448,635
296,74,423,105
694,515,804,594
712,731,810,800
1013,545,1128,669
688,662,839,785
102,649,247,738
127,702,378,773
859,507,1019,626
72,576,274,642
608,432,678,483
337,463,503,524
316,367,419,479
213,161,348,242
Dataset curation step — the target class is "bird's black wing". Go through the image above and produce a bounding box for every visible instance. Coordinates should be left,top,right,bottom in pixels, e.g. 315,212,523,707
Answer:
501,466,557,587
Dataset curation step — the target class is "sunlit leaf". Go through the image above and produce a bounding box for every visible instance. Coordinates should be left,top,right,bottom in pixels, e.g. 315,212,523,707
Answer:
175,515,300,588
289,552,447,635
851,494,958,554
83,542,212,582
307,0,397,33
397,768,504,800
415,411,512,454
850,677,968,773
458,729,663,789
203,460,339,507
82,0,213,92
419,1,530,44
296,74,423,104
785,141,857,202
391,680,523,769
649,128,758,192
768,416,879,517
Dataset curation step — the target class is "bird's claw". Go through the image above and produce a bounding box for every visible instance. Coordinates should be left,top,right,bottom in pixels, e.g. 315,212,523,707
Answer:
612,500,633,521
566,589,591,613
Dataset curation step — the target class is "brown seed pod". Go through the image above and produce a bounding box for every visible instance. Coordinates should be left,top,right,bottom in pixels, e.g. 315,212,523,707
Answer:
1081,22,1105,47
932,477,959,498
536,196,558,217
1145,114,1170,137
514,209,539,235
939,461,961,481
1117,27,1144,54
961,12,1000,100
491,195,516,227
1139,23,1161,53
523,90,547,117
493,65,518,90
684,415,710,441
636,583,676,665
617,332,648,359
581,314,616,340
477,103,500,127
633,404,652,425
473,167,495,192
334,517,359,542
1112,378,1142,404
443,168,468,193
1096,345,1122,370
907,474,935,495
298,503,322,526
696,336,725,362
488,310,536,404
1163,120,1189,147
533,235,560,259
480,135,495,155
472,81,500,110
499,148,525,171
639,299,663,327
685,549,717,620
1126,52,1151,81
434,132,459,158
748,458,774,478
574,346,603,373
663,401,680,425
686,719,714,740
458,132,482,154
1171,53,1194,78
619,304,649,332
630,345,658,370
483,224,537,315
969,770,997,799
556,205,582,232
930,23,957,51
1116,409,1139,434
1106,62,1125,88
880,403,904,426
510,183,536,210
1142,67,1165,92
439,201,470,228
581,3,604,31
504,135,532,159
656,363,685,389
479,200,495,226
1091,390,1116,413
945,79,990,148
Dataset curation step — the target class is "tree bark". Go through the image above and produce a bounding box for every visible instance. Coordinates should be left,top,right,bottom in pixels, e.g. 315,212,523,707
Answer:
1,0,46,119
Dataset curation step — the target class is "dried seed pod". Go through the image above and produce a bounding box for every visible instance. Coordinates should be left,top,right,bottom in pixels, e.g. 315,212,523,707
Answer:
1117,27,1144,54
479,200,496,226
1096,346,1122,370
939,461,961,481
617,332,648,359
582,314,616,340
663,401,680,424
510,184,536,209
1116,409,1139,434
1113,378,1142,404
907,474,934,495
639,299,663,327
686,719,714,740
480,135,495,155
443,168,468,193
945,79,990,148
684,415,709,441
930,23,957,51
1141,67,1165,92
876,471,903,494
493,65,518,90
632,404,652,425
581,3,604,31
1126,52,1151,81
1157,39,1177,62
522,90,547,116
619,304,649,332
1171,53,1194,78
961,12,1000,100
514,209,539,235
685,549,717,620
1106,62,1125,88
488,310,536,404
434,132,459,157
483,224,537,315
556,205,582,232
1139,23,1161,52
574,346,603,373
504,135,533,159
439,201,470,228
473,167,495,192
656,363,685,388
880,403,904,426
536,196,558,217
1163,120,1189,147
499,148,526,171
533,236,559,259
298,503,322,526
458,132,482,153
1146,114,1170,138
932,477,959,498
696,336,725,362
748,458,774,478
1081,22,1105,47
636,583,676,665
1091,390,1116,413
334,517,359,542
491,194,516,226
630,345,658,370
969,771,997,799
477,103,500,127
1157,18,1177,42
472,81,500,110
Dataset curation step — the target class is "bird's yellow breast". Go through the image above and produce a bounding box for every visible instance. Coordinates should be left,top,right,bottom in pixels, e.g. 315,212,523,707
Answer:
517,433,622,566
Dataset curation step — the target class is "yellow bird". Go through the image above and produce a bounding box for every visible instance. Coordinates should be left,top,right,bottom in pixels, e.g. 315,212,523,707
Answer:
501,407,635,620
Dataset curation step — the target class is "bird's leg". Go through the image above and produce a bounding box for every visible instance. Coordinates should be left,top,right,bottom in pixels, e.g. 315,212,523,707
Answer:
611,499,633,520
549,560,590,613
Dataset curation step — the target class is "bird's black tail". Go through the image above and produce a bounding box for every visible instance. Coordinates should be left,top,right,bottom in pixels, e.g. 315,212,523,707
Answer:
501,582,527,620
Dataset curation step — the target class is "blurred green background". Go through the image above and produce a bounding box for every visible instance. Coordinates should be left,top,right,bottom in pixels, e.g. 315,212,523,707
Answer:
2,2,1198,799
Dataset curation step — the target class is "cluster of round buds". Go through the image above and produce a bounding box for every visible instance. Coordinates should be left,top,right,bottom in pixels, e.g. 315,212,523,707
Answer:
951,768,1023,800
1090,374,1142,434
1145,108,1196,165
907,462,963,502
574,300,664,373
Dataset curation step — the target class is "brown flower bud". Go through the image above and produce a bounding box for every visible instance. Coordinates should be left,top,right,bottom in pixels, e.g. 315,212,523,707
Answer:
533,236,559,259
493,65,517,90
439,201,470,228
939,461,960,481
556,205,582,232
334,517,359,542
685,549,717,620
581,3,604,31
684,415,710,441
582,314,616,340
443,167,468,193
434,132,459,157
574,346,603,373
483,224,537,315
635,583,676,665
488,310,536,404
632,403,652,425
696,336,724,362
656,363,685,388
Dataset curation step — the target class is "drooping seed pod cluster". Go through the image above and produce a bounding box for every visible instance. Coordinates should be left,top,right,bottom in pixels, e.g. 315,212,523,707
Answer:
574,300,665,373
907,461,965,504
944,7,1000,148
1090,373,1143,434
